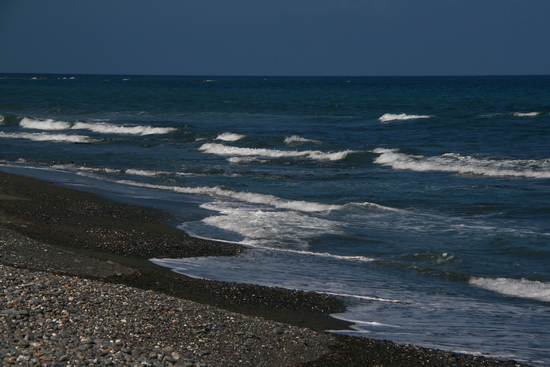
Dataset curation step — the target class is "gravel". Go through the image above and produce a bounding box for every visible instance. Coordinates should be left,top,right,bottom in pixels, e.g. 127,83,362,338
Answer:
1,264,335,366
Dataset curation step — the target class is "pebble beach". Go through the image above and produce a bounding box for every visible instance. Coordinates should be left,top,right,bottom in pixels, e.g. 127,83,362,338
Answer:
0,171,530,366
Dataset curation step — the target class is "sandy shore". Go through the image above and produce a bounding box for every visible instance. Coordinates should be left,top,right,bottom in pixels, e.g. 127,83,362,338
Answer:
0,171,530,366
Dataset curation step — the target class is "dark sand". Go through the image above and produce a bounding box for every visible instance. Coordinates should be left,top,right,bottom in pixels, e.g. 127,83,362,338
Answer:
0,171,529,366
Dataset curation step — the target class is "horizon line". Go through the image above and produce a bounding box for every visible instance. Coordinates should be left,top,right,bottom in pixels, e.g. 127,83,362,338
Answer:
1,71,549,79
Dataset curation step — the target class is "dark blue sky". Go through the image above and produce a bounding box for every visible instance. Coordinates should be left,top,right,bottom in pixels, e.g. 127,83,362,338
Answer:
1,0,549,76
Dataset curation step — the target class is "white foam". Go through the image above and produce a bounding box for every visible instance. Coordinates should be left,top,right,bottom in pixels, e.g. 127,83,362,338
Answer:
373,148,550,179
199,143,356,161
18,117,177,136
347,201,406,213
198,202,341,249
215,132,246,141
50,163,120,174
72,122,177,135
332,316,401,325
125,169,165,177
379,113,432,123
20,117,71,130
227,157,265,164
470,277,550,302
0,131,96,144
114,179,342,213
284,135,321,145
275,249,376,263
512,112,541,117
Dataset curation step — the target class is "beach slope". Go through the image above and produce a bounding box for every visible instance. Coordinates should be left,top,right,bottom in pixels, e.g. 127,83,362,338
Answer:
0,171,529,366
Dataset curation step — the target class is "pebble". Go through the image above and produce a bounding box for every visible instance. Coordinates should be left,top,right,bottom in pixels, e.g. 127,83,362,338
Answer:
0,264,335,366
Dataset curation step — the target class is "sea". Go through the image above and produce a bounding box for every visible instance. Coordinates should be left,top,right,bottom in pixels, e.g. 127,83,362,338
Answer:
1,74,549,366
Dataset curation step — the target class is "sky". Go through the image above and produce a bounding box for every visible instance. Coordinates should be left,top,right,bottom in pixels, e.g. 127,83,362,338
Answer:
0,0,549,76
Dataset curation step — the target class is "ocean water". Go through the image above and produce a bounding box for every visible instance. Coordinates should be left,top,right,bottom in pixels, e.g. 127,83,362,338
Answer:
1,74,549,365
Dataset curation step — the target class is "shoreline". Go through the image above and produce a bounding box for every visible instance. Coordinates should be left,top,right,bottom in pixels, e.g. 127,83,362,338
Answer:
0,171,531,366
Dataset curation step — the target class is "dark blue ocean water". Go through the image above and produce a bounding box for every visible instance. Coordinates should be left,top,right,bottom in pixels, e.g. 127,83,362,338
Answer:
1,74,549,365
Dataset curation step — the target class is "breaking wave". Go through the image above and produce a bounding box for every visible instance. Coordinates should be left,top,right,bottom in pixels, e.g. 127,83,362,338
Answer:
512,112,542,117
19,117,176,136
379,113,433,123
114,179,342,213
470,277,550,302
216,132,246,141
227,157,266,164
198,201,342,249
0,131,96,144
284,135,322,145
125,169,166,177
72,122,177,135
20,117,72,130
199,143,357,161
373,148,550,179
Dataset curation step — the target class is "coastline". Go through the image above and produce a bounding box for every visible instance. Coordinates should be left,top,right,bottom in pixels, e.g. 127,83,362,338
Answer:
0,171,530,366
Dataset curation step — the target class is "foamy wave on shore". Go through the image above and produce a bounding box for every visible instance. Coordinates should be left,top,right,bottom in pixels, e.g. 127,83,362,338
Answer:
19,117,176,136
373,148,550,179
379,113,432,123
199,202,341,249
114,179,341,212
199,143,357,161
470,277,550,302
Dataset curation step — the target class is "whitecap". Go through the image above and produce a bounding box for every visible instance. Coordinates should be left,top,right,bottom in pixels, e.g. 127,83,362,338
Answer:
372,148,550,179
72,122,177,136
512,112,541,117
20,117,71,130
125,169,165,177
0,131,96,144
215,132,246,142
470,277,550,302
199,143,356,161
227,157,265,164
284,135,321,145
379,113,432,123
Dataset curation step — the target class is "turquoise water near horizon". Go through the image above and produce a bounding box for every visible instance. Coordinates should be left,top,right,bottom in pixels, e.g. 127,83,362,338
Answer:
1,74,549,365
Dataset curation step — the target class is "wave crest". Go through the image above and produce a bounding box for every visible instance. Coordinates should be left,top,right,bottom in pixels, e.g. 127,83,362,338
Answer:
199,143,356,161
20,117,72,130
72,122,177,135
0,131,96,144
512,112,542,117
18,117,177,136
115,179,341,213
373,148,550,179
470,277,550,302
284,135,321,145
379,113,432,123
216,132,246,141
